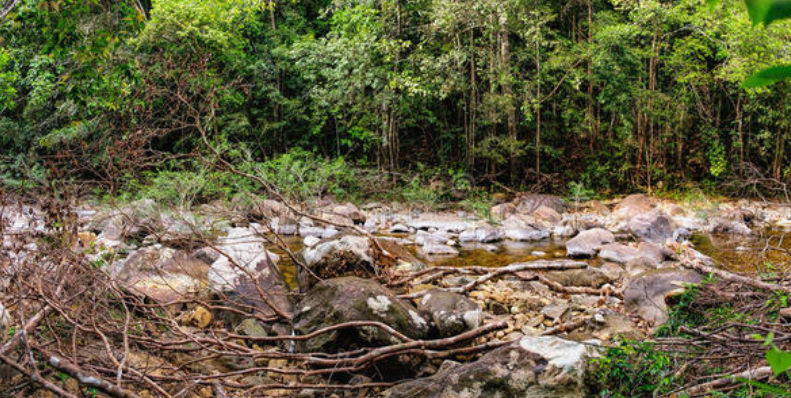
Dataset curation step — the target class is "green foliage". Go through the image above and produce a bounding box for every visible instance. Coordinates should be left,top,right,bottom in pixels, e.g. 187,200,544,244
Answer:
744,0,791,25
250,147,360,204
567,181,596,204
744,65,791,88
115,160,255,207
3,0,791,197
592,339,677,397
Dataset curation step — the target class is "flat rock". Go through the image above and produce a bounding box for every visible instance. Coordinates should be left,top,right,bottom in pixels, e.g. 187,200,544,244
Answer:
624,268,702,325
565,228,615,257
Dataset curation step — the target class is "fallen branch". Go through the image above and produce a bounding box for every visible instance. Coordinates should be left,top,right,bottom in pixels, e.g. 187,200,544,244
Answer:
680,366,773,396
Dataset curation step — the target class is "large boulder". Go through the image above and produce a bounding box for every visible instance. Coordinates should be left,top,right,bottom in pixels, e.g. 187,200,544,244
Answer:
417,289,483,337
296,235,420,291
611,194,654,222
204,228,292,319
328,203,366,224
624,268,702,325
110,245,209,303
381,336,599,398
532,205,563,225
706,211,753,235
514,193,566,214
490,203,517,221
501,214,550,241
296,235,375,291
292,277,429,352
565,228,615,257
628,209,674,243
207,227,280,292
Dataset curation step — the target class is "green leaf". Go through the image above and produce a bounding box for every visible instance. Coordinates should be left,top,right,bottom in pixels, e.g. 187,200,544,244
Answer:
766,347,791,375
744,0,791,25
743,65,791,88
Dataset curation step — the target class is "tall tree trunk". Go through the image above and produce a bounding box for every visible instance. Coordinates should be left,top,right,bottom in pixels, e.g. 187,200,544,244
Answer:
499,12,517,184
535,34,541,178
469,30,477,172
587,0,596,148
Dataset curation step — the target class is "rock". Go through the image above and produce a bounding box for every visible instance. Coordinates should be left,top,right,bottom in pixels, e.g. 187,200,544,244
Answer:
420,243,459,256
552,223,577,237
296,235,375,291
303,236,321,247
490,203,517,221
110,245,209,303
565,228,615,257
0,301,9,332
673,227,691,242
292,277,429,352
514,193,566,214
628,209,674,243
706,215,752,235
186,306,213,328
541,302,570,320
459,227,503,243
778,307,791,320
418,290,483,337
625,257,657,278
590,310,643,341
329,203,366,224
406,214,472,233
612,194,654,222
381,336,599,398
203,228,292,319
389,224,410,233
194,246,221,265
599,262,624,281
377,238,426,272
589,200,610,215
504,227,549,241
624,268,702,325
599,242,664,265
208,227,280,291
414,230,452,246
532,205,562,224
543,266,614,288
235,318,268,338
271,217,298,235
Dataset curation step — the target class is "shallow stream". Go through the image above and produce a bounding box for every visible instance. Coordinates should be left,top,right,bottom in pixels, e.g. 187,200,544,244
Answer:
273,228,791,289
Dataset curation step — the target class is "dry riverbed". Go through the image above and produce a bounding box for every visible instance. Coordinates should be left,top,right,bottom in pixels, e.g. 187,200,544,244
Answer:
1,193,791,397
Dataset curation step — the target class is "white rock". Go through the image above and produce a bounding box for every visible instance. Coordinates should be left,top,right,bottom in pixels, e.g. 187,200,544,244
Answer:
208,227,280,291
303,236,321,247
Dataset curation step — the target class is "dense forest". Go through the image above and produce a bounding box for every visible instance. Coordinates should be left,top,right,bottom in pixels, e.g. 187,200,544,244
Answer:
1,0,790,197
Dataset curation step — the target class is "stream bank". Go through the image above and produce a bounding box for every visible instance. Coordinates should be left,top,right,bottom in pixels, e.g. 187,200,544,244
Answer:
2,193,790,397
